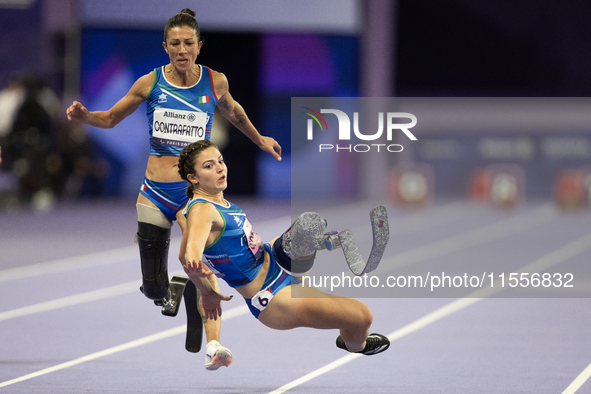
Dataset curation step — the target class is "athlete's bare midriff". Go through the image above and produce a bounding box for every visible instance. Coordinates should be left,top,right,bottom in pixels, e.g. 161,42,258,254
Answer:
233,250,271,300
145,155,183,182
233,236,280,300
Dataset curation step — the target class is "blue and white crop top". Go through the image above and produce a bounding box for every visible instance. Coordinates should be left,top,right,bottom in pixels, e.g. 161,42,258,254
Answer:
183,198,264,288
146,65,218,156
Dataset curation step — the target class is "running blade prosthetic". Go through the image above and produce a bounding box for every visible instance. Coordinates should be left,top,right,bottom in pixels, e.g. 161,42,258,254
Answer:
339,206,389,276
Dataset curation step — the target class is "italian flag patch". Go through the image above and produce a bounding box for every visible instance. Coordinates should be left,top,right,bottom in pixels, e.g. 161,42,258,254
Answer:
199,95,209,104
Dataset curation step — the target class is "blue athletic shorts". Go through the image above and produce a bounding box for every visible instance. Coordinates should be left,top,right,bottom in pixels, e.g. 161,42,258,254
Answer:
244,243,300,319
139,177,189,221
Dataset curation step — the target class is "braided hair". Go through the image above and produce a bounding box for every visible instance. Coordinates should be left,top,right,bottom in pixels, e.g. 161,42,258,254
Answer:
164,8,202,43
178,139,218,198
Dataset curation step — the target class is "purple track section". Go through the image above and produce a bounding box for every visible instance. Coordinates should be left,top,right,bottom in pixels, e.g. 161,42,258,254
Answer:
1,197,590,393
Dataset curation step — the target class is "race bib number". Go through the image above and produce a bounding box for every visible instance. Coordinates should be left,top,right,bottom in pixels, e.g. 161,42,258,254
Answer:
243,219,263,260
152,108,209,148
250,289,274,312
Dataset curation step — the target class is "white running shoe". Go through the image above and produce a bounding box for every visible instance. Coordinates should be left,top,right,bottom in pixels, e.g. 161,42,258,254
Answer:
205,340,233,371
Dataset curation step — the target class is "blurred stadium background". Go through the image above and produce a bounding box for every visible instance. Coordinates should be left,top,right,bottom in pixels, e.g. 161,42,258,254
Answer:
1,0,591,208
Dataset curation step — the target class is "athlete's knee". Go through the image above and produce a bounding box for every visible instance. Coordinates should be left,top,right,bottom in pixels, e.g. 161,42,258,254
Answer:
350,300,373,332
137,221,171,300
360,305,373,330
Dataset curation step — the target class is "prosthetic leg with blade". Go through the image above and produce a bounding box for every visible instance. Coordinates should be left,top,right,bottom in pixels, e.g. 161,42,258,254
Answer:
275,206,389,276
136,219,202,352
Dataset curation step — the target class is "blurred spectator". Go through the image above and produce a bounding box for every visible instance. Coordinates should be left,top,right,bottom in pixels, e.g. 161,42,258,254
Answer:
58,122,109,199
2,75,61,210
0,76,25,140
0,74,108,211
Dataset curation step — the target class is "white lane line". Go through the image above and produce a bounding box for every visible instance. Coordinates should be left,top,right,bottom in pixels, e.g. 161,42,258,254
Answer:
0,281,137,322
0,305,249,388
514,232,591,275
269,231,591,394
0,216,288,320
0,269,183,322
0,245,141,283
269,353,361,394
268,296,481,394
562,361,591,394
